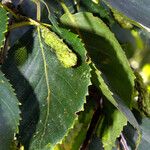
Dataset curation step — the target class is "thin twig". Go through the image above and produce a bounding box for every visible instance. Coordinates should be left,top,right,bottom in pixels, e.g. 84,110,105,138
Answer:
120,133,129,150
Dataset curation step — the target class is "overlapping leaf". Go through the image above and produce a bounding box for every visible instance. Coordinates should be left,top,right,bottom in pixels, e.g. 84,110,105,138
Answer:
0,5,8,49
91,64,130,150
0,71,20,150
60,12,140,149
2,27,91,149
0,1,148,150
90,64,139,128
60,12,138,126
79,0,114,25
61,12,135,105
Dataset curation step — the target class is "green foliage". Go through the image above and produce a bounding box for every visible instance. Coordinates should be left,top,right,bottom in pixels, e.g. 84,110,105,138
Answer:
0,5,8,49
55,97,95,150
60,12,135,106
101,105,127,150
60,13,140,134
0,71,20,150
0,0,150,150
2,27,91,149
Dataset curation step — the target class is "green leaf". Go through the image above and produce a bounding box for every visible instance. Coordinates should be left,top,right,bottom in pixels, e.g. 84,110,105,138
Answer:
2,27,91,149
60,12,135,106
60,12,138,122
0,71,20,150
79,0,114,25
90,64,138,129
0,5,8,49
60,12,141,149
54,96,95,150
90,64,128,150
91,64,117,107
100,104,127,150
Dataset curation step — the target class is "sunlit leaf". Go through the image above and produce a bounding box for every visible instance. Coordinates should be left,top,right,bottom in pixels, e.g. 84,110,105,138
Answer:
60,12,138,127
2,27,91,149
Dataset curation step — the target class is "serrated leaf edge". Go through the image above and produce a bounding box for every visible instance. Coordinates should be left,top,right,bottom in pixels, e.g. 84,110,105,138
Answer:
102,118,127,149
0,71,21,135
52,27,92,147
0,5,9,50
53,76,92,148
52,28,92,147
91,64,141,149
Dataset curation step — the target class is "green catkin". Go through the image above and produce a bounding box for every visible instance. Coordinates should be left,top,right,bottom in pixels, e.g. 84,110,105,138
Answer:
40,26,77,68
134,71,150,117
112,9,133,29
